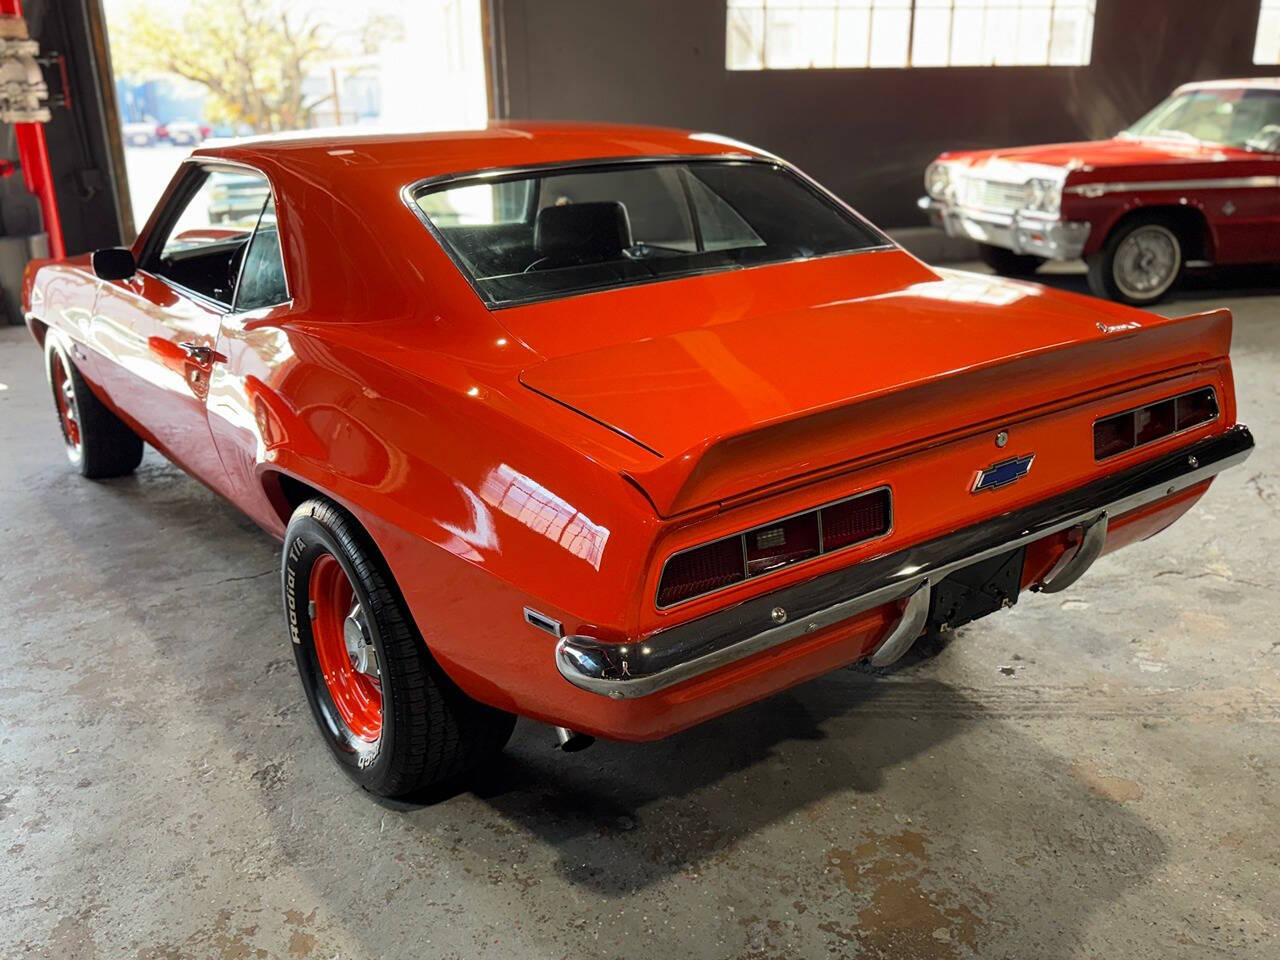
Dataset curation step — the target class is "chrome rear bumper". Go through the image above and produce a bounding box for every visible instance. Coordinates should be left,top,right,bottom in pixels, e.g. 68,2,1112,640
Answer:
556,426,1253,700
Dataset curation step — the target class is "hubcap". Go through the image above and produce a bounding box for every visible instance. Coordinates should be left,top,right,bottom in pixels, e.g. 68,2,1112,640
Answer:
1114,225,1179,300
343,603,379,676
50,353,81,451
309,554,382,742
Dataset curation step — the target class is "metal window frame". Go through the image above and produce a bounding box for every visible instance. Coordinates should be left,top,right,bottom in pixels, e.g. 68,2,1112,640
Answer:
399,153,895,309
133,157,293,314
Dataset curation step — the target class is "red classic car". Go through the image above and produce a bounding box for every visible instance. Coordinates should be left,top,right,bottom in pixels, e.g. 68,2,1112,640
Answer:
24,124,1253,799
921,78,1280,305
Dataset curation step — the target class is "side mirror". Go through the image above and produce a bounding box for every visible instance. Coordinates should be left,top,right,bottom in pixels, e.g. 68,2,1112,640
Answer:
91,247,136,281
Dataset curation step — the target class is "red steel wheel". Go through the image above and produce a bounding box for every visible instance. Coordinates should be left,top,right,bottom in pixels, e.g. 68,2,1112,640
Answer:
284,499,517,798
308,552,383,742
43,339,142,478
49,348,82,454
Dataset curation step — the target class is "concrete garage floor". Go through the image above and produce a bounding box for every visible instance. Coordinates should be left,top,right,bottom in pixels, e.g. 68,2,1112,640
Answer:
1,263,1278,960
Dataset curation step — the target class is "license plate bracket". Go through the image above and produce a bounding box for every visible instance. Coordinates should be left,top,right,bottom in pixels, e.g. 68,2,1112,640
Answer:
927,546,1026,633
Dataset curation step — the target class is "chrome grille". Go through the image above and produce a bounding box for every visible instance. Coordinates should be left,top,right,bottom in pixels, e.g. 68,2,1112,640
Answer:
957,175,1032,213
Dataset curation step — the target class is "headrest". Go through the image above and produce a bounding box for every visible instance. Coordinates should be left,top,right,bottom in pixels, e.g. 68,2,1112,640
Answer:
533,201,632,263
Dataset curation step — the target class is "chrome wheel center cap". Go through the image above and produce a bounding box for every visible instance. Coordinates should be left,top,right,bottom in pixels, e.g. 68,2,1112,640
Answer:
343,604,378,676
61,381,77,421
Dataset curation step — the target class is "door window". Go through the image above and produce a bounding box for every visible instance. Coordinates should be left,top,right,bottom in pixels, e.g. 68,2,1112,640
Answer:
145,167,271,305
234,198,289,311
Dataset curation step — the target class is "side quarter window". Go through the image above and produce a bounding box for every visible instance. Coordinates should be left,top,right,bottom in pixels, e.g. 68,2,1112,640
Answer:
145,167,271,306
234,197,289,311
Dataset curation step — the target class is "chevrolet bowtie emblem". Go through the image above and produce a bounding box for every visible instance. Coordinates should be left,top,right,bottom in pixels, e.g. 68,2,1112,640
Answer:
972,454,1035,493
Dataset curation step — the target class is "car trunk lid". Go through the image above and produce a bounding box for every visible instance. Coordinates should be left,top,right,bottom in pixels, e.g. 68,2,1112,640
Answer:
506,251,1232,516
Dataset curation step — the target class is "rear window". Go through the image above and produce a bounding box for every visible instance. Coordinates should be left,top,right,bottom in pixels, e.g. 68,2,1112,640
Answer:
408,159,889,307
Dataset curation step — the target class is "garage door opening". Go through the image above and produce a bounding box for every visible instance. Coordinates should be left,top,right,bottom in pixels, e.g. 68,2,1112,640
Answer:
100,0,487,236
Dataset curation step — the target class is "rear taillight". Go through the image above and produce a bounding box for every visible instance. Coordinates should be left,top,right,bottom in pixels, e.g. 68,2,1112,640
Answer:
745,513,821,576
1135,398,1176,445
1175,387,1218,431
655,535,744,608
1094,387,1218,461
820,488,892,551
657,488,891,608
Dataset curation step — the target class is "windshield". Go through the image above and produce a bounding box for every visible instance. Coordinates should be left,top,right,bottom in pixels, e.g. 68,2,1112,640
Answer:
409,159,888,306
1126,88,1280,150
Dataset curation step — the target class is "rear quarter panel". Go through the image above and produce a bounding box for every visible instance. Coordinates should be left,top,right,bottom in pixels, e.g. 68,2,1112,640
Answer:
225,309,678,721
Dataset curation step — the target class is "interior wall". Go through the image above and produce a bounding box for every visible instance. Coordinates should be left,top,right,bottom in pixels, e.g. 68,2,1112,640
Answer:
489,0,1274,228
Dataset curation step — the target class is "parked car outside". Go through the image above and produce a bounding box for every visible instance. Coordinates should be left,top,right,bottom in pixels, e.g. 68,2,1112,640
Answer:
921,78,1280,305
122,121,157,147
207,172,272,224
23,125,1253,799
162,119,209,147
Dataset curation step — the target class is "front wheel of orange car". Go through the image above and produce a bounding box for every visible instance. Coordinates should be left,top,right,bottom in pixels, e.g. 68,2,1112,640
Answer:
44,338,143,479
282,498,516,799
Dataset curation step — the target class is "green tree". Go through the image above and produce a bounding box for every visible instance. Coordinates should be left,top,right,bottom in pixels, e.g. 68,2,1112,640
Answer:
112,0,344,133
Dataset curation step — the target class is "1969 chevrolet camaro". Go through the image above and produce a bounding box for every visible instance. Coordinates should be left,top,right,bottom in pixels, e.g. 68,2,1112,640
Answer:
24,123,1254,799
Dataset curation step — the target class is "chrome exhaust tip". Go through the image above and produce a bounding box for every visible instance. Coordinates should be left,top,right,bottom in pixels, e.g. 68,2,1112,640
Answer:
553,726,596,752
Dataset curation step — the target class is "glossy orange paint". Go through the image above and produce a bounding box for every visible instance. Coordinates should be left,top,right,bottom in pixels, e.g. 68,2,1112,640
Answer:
23,123,1244,741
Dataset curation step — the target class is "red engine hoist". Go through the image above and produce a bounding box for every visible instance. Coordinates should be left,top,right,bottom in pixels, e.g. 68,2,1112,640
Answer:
1,0,65,258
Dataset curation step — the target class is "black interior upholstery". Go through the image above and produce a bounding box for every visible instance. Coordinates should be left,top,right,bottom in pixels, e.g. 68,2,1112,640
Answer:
157,238,248,305
533,201,632,265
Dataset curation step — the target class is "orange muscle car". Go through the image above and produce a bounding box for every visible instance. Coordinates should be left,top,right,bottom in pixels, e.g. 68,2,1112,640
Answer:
23,124,1253,799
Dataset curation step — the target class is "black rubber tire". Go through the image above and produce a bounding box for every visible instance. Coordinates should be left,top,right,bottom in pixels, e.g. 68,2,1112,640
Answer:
1086,214,1184,306
977,243,1045,278
45,339,144,479
282,498,516,799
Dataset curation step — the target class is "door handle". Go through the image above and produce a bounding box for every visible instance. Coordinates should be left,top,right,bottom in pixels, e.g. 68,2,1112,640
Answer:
178,341,226,365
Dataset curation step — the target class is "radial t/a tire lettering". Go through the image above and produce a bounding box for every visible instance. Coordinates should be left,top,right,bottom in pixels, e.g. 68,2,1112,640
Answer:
282,498,516,798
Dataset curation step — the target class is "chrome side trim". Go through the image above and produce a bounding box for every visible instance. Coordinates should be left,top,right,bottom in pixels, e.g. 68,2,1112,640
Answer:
1066,176,1280,198
555,426,1254,700
868,579,932,667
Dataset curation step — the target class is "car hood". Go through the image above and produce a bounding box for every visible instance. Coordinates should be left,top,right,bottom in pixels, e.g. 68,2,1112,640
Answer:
941,136,1254,174
503,251,1231,514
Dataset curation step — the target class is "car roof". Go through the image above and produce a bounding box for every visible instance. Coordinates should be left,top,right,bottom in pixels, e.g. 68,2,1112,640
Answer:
191,122,771,187
1176,77,1280,92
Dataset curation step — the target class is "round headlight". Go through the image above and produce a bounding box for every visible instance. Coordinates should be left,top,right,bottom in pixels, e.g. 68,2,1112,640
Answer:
925,162,952,200
1027,178,1062,214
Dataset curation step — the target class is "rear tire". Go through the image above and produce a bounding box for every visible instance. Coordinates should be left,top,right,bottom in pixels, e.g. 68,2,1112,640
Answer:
45,339,143,479
977,244,1045,278
282,498,516,799
1086,215,1184,306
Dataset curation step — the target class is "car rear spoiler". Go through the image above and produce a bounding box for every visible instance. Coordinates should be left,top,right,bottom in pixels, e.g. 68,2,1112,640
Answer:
623,309,1234,517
